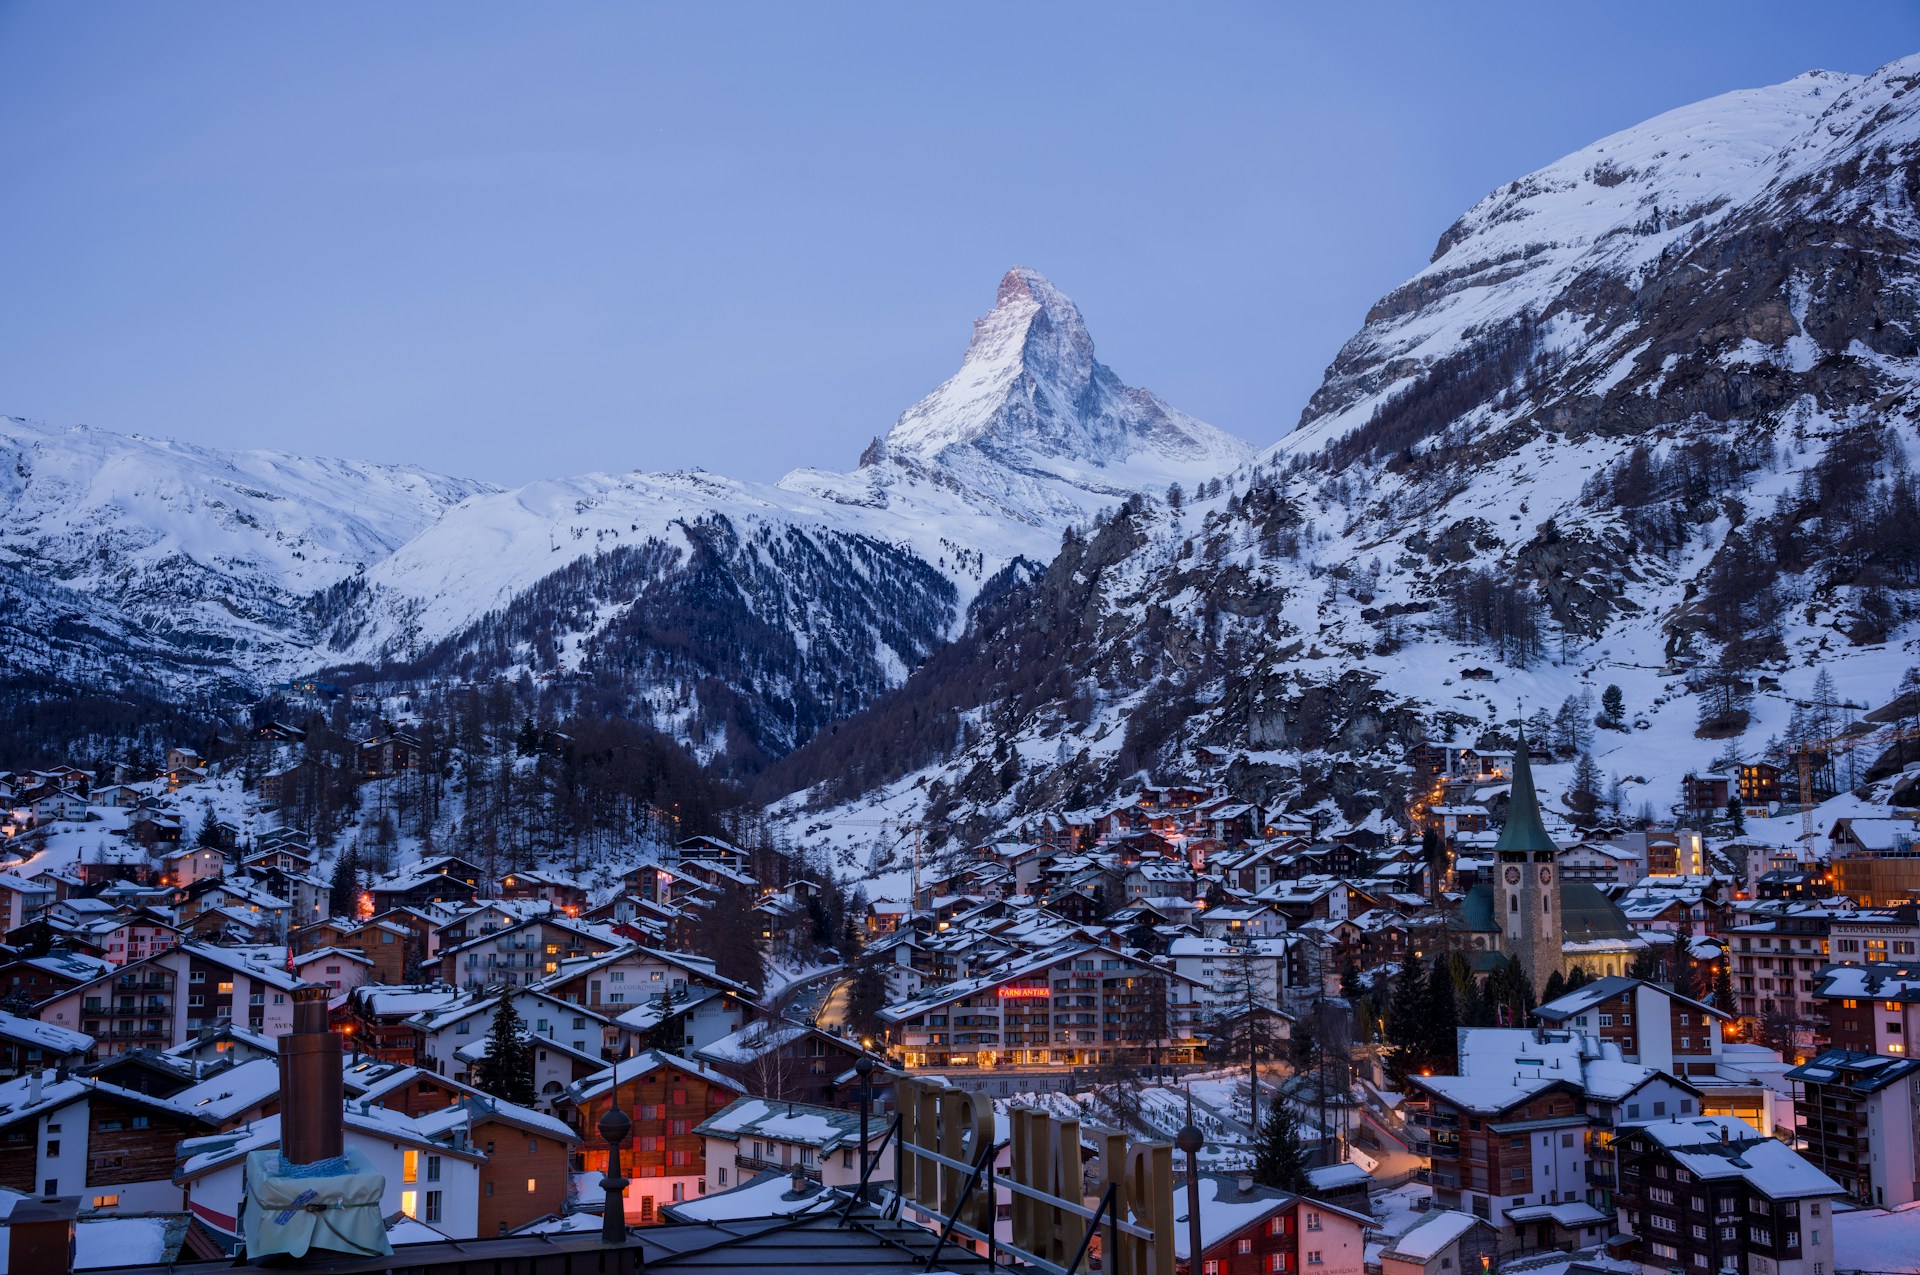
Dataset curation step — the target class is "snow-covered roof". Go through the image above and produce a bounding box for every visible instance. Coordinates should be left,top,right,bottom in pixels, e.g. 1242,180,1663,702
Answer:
664,1169,836,1222
170,1057,283,1122
1383,1208,1486,1261
0,1008,91,1055
566,1049,746,1104
696,1096,866,1150
74,1215,180,1269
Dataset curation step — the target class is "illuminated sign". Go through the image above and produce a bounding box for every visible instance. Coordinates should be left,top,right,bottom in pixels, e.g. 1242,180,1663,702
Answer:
997,986,1051,1000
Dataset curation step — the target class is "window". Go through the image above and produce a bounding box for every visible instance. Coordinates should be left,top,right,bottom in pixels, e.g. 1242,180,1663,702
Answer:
1204,1264,1221,1275
718,1167,728,1186
1651,1244,1678,1261
527,1177,538,1193
401,1190,418,1218
1269,1256,1288,1273
426,1155,441,1182
425,1191,442,1223
92,1195,119,1208
403,1150,418,1184
1238,1239,1253,1255
1308,1252,1324,1266
1511,1167,1525,1181
1306,1211,1321,1231
45,1141,59,1157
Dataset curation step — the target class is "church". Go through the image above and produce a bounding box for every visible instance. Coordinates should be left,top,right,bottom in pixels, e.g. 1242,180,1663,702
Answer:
1457,736,1644,990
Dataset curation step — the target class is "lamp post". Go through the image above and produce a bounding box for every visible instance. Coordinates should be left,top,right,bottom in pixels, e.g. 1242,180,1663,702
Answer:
854,1054,875,1204
1176,1089,1205,1275
598,1052,632,1246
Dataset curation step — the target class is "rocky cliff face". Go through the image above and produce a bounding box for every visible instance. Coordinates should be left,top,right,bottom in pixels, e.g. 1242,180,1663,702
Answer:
765,54,1920,849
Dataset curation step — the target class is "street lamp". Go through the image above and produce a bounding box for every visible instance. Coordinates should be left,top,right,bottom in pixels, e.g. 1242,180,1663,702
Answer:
854,1054,875,1203
1176,1088,1205,1275
598,1052,632,1246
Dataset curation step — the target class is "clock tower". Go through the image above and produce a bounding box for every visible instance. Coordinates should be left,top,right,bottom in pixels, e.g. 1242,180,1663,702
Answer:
1494,734,1563,991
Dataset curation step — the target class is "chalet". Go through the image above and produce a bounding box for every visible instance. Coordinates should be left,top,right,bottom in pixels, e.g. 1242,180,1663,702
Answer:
0,950,113,1007
37,942,309,1053
359,730,421,778
1172,1174,1371,1275
0,1070,216,1213
345,984,466,1063
439,915,614,989
497,868,589,912
692,1018,890,1110
0,874,56,931
412,987,617,1104
1737,760,1784,806
533,944,753,1016
0,1010,91,1079
372,855,486,912
1530,976,1728,1079
696,1096,889,1192
294,946,375,993
160,845,227,888
563,1050,749,1222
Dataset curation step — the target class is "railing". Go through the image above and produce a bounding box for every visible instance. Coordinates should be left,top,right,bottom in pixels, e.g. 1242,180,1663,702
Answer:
837,1111,1163,1275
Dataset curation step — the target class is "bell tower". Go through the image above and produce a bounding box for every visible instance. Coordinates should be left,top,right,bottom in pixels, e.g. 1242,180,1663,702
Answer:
1494,734,1563,990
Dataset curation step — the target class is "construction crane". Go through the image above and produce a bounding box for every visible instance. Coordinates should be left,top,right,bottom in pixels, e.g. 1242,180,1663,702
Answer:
1787,718,1920,840
836,819,954,905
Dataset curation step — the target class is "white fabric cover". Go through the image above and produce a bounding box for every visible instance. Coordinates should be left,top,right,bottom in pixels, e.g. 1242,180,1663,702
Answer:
242,1147,394,1260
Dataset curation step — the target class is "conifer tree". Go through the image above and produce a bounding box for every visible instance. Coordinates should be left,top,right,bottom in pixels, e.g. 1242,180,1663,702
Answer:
1424,957,1460,1073
328,848,361,918
1712,960,1738,1017
1726,794,1746,834
1339,955,1362,1001
475,997,536,1105
1252,1101,1309,1192
1541,968,1568,1005
1387,950,1430,1082
1601,685,1626,728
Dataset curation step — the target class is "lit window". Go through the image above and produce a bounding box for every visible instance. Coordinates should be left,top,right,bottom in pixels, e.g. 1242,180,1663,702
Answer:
92,1195,119,1208
402,1150,418,1184
400,1189,418,1218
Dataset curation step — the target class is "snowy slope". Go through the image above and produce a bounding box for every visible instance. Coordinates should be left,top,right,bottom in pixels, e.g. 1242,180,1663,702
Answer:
764,53,1920,870
0,417,491,688
345,267,1251,660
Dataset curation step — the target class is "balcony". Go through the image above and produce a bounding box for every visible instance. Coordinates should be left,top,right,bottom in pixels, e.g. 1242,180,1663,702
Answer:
1409,1110,1460,1131
736,1153,817,1181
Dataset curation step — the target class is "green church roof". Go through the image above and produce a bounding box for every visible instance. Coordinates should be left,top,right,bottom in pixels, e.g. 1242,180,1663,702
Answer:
1494,735,1558,856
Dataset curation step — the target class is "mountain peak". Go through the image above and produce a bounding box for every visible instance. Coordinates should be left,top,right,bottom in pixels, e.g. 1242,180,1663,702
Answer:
872,269,1245,484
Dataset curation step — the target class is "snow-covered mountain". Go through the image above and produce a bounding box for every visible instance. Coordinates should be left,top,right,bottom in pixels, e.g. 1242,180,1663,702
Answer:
5,271,1247,765
763,54,1920,865
782,267,1249,527
0,417,491,703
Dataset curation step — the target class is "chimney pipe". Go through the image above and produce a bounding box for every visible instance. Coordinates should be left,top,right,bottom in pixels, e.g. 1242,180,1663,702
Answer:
29,1071,41,1106
280,985,343,1165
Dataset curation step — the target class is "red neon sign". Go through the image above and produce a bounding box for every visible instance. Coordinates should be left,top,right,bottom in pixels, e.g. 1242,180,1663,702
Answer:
997,986,1051,999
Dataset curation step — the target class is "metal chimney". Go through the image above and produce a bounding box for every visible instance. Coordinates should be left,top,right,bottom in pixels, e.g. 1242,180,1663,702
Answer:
279,985,343,1165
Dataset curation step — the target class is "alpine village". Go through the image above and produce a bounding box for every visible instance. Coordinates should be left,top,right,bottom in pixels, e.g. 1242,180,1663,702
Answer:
9,23,1920,1275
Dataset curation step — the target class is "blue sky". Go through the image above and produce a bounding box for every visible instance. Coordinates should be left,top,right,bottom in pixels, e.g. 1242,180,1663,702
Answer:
1,4,1915,484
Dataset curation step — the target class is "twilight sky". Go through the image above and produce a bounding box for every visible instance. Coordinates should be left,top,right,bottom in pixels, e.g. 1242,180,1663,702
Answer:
2,4,1915,485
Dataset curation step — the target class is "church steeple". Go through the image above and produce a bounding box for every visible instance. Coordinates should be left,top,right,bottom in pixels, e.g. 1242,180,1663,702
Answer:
1494,730,1564,988
1495,734,1558,858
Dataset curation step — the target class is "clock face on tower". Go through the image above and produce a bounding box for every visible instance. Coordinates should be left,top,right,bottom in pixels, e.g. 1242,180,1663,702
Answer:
1538,866,1553,885
1504,866,1521,885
